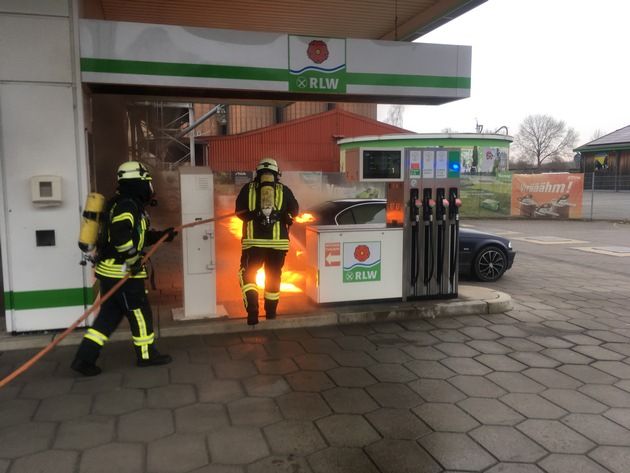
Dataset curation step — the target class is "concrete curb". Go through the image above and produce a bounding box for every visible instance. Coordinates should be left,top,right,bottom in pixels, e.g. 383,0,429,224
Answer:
0,286,512,350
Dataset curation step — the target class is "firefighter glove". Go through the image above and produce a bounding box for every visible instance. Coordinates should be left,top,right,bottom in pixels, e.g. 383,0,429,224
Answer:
129,261,144,275
124,252,140,267
162,227,178,242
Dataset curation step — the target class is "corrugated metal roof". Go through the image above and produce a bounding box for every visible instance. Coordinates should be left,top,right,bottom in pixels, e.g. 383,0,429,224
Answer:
202,109,412,172
576,125,630,151
83,0,487,42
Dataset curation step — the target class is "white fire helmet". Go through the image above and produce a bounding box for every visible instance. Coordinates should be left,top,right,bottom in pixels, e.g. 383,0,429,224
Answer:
256,158,281,177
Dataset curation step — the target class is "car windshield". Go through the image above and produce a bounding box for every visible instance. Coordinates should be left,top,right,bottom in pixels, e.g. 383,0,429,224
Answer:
337,203,386,225
300,200,385,225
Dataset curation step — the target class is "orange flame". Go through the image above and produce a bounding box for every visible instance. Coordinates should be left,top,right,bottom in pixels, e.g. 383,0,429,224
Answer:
295,213,315,224
226,217,303,293
226,216,243,239
256,268,303,293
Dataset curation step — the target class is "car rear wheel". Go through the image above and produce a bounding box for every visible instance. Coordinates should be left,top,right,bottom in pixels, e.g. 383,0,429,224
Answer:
472,245,507,282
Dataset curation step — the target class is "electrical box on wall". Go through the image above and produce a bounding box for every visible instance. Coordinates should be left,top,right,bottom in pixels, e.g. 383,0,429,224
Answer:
31,175,62,207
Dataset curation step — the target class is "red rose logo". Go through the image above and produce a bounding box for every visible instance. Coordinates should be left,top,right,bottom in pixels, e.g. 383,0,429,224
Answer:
307,40,329,64
354,245,370,262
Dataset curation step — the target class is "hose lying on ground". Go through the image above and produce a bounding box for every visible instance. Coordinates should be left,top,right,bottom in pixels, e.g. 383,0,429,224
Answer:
0,210,244,388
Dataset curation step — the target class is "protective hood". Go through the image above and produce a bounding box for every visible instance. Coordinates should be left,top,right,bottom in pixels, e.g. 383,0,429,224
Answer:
117,178,154,204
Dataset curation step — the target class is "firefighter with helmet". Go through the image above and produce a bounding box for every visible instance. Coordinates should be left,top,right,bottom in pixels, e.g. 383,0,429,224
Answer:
235,158,299,325
71,161,177,376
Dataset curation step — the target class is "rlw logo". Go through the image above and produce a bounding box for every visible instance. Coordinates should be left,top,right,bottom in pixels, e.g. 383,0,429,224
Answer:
301,77,340,90
342,242,381,283
289,35,346,93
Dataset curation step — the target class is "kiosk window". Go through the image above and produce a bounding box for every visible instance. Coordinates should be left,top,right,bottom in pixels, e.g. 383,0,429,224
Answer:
361,149,403,180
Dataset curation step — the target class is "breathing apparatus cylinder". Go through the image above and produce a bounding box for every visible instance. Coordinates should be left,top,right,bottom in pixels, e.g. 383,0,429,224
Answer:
259,173,275,224
78,192,106,252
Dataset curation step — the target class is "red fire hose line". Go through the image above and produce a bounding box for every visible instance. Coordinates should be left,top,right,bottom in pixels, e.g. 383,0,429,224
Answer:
0,210,245,388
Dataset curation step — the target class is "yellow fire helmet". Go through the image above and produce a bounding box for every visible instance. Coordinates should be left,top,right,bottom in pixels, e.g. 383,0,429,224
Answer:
117,161,152,181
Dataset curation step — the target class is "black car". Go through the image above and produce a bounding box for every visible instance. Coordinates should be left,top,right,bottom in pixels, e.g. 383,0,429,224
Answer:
292,199,515,282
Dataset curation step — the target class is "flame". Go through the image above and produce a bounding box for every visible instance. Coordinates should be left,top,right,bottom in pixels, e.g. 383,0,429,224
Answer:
255,268,265,287
226,216,243,239
295,213,315,224
256,268,303,293
226,217,303,293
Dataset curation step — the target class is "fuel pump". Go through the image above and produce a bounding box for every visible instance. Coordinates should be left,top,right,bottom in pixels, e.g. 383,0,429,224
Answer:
386,147,460,301
448,187,462,293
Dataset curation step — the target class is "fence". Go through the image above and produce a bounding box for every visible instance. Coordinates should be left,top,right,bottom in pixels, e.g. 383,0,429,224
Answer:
583,173,630,191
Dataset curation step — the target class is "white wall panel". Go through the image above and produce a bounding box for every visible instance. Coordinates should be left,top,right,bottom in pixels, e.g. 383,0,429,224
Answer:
0,0,68,16
0,15,72,82
0,83,83,291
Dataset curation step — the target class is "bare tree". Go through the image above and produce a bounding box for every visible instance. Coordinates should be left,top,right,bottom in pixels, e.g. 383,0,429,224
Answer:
384,104,405,128
513,114,578,169
590,129,605,141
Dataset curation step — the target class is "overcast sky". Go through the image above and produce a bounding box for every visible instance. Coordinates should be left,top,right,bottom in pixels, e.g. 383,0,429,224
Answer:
377,0,629,146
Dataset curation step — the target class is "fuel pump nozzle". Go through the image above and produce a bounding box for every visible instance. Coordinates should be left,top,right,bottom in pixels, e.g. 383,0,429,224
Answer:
409,188,420,224
422,188,435,286
448,187,461,286
409,188,420,286
422,188,435,222
435,188,448,290
448,188,462,220
435,188,449,220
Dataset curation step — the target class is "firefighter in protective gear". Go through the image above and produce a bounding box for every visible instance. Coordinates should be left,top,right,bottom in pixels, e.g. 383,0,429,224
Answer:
235,158,299,326
71,161,177,376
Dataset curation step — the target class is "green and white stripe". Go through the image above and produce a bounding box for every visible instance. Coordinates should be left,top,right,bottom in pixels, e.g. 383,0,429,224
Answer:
80,20,471,100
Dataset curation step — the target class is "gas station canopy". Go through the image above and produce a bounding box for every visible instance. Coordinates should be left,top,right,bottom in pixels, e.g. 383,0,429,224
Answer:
83,0,487,42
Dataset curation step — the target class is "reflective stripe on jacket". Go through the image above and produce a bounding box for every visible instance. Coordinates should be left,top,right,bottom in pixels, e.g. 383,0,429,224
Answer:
95,197,148,279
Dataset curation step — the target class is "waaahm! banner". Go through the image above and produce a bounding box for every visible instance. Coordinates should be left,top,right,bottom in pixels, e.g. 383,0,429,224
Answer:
511,174,584,219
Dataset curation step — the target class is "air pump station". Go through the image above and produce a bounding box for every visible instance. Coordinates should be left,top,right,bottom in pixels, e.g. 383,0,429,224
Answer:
306,141,461,304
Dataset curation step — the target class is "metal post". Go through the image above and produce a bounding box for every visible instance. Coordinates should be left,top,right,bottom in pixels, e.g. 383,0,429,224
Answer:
188,107,195,166
590,171,595,220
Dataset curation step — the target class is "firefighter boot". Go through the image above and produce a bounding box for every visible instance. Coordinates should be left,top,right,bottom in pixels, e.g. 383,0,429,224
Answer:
136,346,172,367
245,290,259,326
71,339,102,376
264,298,279,320
71,358,102,377
247,309,259,326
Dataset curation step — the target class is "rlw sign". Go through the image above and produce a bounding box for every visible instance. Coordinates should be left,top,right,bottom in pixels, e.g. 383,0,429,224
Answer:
343,242,381,283
289,36,346,93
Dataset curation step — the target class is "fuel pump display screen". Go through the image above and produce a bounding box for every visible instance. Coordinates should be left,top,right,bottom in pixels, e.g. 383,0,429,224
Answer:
359,148,404,181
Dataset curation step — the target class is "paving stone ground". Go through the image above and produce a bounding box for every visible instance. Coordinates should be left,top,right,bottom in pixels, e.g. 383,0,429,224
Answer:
1,219,630,472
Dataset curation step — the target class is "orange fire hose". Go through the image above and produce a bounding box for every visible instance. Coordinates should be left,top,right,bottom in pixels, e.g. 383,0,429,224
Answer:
0,210,245,388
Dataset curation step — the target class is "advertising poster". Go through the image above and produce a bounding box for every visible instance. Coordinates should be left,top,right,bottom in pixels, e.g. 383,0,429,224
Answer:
594,154,609,171
511,174,584,218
